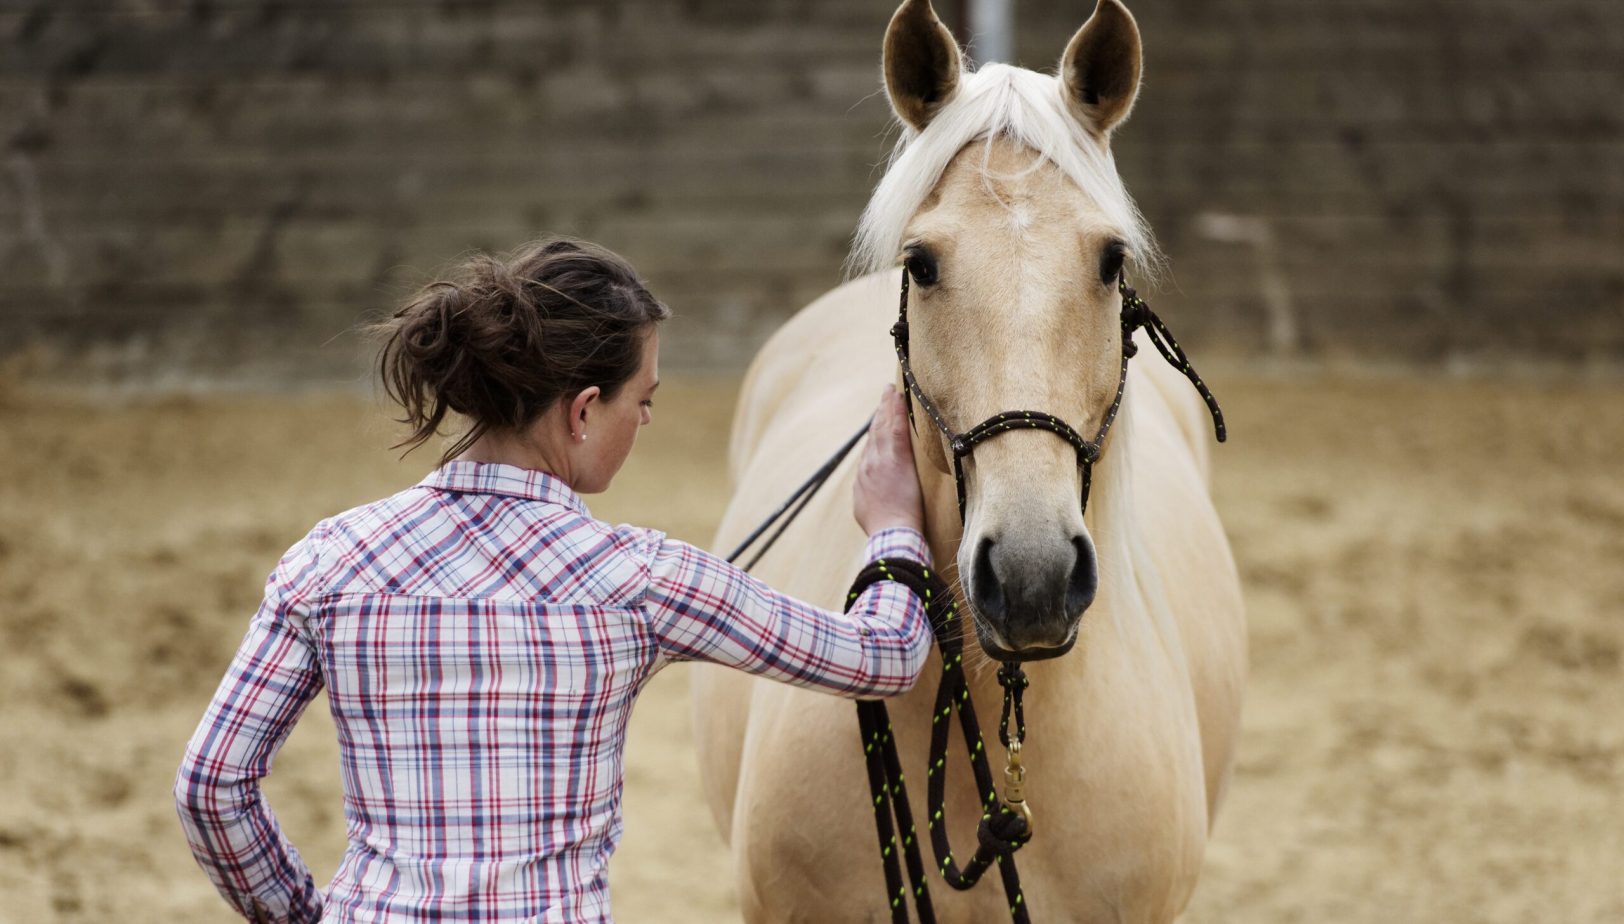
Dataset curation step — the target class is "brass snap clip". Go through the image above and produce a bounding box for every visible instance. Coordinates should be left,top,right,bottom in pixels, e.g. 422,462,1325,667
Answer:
1003,738,1034,834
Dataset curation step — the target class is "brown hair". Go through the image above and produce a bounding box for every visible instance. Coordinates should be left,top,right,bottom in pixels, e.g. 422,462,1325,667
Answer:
375,237,670,465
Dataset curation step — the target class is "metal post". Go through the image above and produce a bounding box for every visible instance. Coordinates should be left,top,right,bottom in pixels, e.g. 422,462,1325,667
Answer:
968,0,1015,65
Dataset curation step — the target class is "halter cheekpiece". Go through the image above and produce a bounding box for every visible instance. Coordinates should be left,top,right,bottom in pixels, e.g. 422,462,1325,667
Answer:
890,266,1226,521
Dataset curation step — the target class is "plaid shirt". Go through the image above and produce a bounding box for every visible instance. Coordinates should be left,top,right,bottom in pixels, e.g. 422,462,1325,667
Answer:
174,461,931,923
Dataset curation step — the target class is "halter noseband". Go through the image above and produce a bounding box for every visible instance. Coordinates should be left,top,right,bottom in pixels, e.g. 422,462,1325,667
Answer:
890,266,1226,521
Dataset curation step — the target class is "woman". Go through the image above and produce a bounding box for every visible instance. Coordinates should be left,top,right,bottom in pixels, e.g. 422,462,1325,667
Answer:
174,238,932,922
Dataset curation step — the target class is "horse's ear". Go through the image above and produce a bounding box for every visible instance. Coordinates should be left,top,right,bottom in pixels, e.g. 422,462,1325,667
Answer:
883,0,963,132
1059,0,1143,135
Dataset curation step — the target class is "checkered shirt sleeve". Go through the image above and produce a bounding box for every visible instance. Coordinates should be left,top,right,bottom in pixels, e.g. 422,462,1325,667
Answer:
642,527,934,697
174,527,328,923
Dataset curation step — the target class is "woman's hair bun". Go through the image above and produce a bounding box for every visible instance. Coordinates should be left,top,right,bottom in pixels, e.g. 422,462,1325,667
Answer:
374,237,670,464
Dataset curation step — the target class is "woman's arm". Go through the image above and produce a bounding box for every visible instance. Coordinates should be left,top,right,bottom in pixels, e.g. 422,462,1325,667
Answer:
641,386,933,697
174,530,327,923
641,527,933,697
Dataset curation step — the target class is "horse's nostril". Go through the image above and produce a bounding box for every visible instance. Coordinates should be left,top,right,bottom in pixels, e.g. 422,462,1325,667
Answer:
1066,535,1099,617
972,536,1006,624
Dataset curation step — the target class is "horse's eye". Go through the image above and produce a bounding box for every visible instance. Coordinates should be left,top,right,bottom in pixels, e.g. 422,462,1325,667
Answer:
1099,241,1126,286
905,250,939,287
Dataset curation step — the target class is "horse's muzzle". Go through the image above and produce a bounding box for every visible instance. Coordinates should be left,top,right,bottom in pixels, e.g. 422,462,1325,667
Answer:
967,531,1097,660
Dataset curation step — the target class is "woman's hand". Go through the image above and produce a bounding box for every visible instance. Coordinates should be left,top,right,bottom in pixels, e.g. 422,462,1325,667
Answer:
854,385,925,536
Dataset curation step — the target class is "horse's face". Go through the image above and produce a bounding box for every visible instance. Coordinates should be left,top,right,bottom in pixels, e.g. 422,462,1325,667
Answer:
901,142,1129,657
881,0,1145,657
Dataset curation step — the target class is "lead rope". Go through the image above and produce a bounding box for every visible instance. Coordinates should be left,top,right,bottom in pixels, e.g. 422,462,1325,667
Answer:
723,420,872,569
1119,280,1227,441
847,558,1033,924
723,451,1033,923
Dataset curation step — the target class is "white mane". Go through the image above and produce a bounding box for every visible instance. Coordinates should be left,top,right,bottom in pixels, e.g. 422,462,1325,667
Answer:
848,62,1161,279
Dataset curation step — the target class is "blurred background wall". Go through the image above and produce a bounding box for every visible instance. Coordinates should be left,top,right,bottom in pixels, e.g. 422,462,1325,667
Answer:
4,5,1622,920
2,0,1621,385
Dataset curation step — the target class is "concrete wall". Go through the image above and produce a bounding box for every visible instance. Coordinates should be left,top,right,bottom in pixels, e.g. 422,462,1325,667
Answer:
1061,0,1624,365
2,0,1620,384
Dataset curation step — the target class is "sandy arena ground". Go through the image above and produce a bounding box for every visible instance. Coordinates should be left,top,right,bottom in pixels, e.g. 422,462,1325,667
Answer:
1,372,1621,922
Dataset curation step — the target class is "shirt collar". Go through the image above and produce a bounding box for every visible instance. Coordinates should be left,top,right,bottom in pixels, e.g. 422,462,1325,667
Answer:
418,460,590,515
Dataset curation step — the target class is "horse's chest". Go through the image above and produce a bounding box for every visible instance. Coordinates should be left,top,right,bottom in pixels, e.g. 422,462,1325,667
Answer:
750,694,1204,923
918,759,1204,922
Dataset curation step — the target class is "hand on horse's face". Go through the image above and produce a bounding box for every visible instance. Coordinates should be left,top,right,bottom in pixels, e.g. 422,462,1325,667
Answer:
854,385,925,536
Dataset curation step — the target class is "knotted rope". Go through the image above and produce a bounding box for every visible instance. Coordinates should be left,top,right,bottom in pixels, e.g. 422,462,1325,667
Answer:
847,558,1033,924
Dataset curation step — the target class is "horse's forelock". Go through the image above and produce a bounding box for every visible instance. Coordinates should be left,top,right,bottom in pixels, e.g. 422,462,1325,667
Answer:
848,63,1161,283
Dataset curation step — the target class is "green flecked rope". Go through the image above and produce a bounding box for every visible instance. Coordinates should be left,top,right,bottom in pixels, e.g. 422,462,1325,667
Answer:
848,557,1032,924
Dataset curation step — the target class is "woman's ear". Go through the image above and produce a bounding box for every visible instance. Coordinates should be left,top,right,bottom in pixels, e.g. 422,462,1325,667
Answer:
568,386,601,441
883,0,962,132
1059,0,1143,136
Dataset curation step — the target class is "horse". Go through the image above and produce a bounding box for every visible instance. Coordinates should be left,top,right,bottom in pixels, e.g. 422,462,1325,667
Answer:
691,1,1247,919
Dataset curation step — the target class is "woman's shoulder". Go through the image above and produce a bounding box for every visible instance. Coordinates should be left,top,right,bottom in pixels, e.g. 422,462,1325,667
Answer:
574,517,668,604
301,483,670,606
316,482,443,551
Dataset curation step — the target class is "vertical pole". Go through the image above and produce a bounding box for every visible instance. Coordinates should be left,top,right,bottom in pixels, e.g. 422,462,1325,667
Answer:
968,0,1014,65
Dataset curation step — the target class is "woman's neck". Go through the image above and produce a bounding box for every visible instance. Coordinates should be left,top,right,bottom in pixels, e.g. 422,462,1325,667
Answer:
457,427,573,485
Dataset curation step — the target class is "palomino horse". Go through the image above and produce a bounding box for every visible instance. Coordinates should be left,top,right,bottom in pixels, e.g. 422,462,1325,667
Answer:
692,0,1246,919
